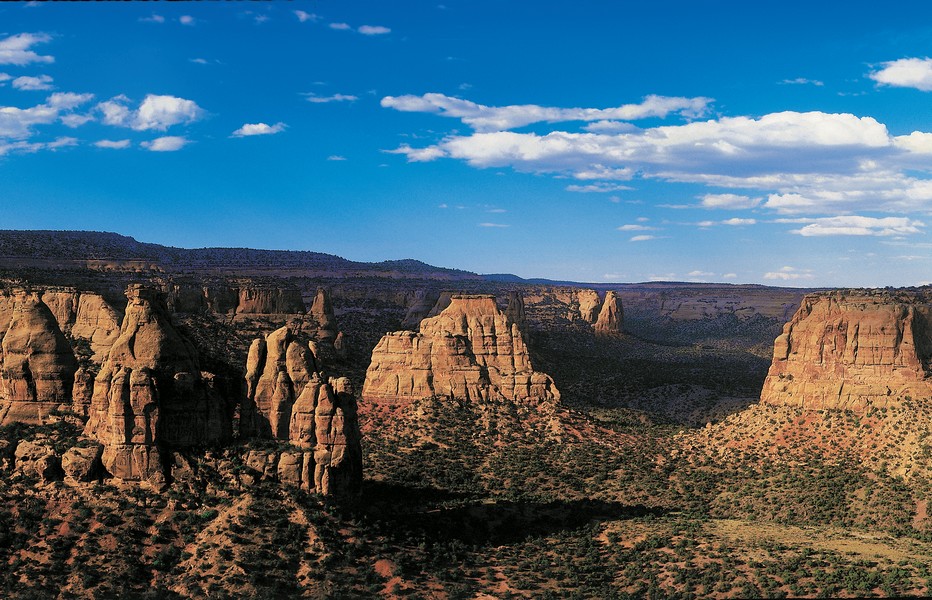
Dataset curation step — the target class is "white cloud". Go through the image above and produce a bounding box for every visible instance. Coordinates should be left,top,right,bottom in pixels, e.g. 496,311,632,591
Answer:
0,73,10,83
0,33,53,66
189,58,209,65
630,235,656,242
94,139,130,149
384,144,446,162
688,270,714,277
97,94,205,131
763,266,814,281
790,215,924,237
231,122,285,137
179,15,195,26
12,74,53,91
139,15,165,24
780,78,824,86
60,113,93,128
0,92,93,139
700,193,761,209
583,120,639,133
141,136,188,152
722,218,756,226
329,23,351,31
306,93,357,104
479,222,509,228
565,183,632,193
869,58,932,92
617,224,655,231
381,92,713,132
327,155,347,161
359,25,391,35
722,273,738,279
295,10,319,23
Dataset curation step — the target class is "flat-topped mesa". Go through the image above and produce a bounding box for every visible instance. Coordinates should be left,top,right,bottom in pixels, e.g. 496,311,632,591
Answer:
243,325,362,496
595,291,624,335
84,284,232,486
760,290,932,411
0,290,77,424
363,294,560,405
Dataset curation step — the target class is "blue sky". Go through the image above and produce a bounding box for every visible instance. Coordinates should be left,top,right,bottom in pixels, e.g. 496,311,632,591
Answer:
3,1,932,286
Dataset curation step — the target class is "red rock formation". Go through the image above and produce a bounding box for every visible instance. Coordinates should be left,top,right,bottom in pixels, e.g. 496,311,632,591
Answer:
595,291,624,335
243,325,362,496
363,294,560,404
760,291,932,410
84,285,231,485
505,291,527,333
0,290,77,424
577,289,601,323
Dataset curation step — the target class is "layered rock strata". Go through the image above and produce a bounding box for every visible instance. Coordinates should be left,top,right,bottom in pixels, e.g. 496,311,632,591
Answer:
0,290,77,424
243,325,361,495
760,291,932,410
595,291,624,335
84,285,232,485
363,294,560,404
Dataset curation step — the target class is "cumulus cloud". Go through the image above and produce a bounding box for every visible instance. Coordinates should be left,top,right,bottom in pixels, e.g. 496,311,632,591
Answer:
179,15,195,26
358,25,391,35
329,23,351,31
381,92,713,132
688,270,714,277
789,215,924,237
869,58,932,92
0,33,54,66
94,139,130,149
387,103,932,217
0,92,93,139
12,74,53,91
141,136,188,152
231,122,285,137
97,94,205,131
305,93,357,103
700,193,761,209
763,266,814,281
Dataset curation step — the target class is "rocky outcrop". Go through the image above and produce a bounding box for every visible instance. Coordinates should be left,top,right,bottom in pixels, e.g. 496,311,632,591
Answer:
402,289,439,329
363,294,560,404
0,290,77,424
595,291,623,335
577,289,601,323
84,285,232,485
426,291,453,319
237,286,305,315
243,325,362,496
760,291,932,410
505,291,527,333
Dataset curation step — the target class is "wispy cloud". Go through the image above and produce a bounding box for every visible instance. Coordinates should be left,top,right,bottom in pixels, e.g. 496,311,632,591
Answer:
479,222,509,228
305,93,358,104
327,155,347,161
329,23,351,31
780,77,824,86
566,183,632,193
381,92,713,132
617,224,656,231
179,15,196,26
763,266,814,281
630,235,656,242
139,14,165,24
294,10,319,23
700,193,761,210
359,25,391,35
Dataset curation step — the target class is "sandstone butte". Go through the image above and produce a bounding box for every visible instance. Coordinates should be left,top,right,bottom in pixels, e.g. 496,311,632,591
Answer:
760,290,932,410
0,284,361,495
363,294,560,404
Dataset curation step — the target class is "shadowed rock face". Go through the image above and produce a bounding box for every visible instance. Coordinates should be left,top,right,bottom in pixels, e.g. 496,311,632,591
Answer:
84,285,232,486
760,291,932,410
595,291,624,335
0,290,77,424
243,325,362,496
363,294,560,404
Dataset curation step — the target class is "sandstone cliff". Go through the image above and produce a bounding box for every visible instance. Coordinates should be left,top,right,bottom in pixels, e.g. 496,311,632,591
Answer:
84,285,232,485
595,291,624,335
759,290,932,410
577,289,601,323
363,294,560,404
243,325,361,495
0,290,77,424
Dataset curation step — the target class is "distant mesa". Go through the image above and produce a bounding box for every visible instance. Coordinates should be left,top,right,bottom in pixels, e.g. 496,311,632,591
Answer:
363,293,560,404
760,290,932,410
